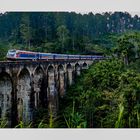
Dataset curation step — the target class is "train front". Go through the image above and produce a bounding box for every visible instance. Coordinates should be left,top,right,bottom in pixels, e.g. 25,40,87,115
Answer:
6,49,17,60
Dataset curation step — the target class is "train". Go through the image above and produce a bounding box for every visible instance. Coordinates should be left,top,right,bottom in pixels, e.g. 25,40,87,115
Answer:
6,49,105,61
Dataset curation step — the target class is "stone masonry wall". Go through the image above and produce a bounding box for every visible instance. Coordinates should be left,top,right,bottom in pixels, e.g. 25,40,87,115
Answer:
0,60,91,127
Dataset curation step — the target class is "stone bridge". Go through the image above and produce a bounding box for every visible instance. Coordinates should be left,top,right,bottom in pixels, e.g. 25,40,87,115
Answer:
0,60,94,127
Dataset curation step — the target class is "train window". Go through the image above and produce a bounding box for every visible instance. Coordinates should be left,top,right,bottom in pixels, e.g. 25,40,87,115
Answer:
9,50,16,53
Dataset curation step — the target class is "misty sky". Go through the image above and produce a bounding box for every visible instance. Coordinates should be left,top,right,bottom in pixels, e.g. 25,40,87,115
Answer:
0,0,140,16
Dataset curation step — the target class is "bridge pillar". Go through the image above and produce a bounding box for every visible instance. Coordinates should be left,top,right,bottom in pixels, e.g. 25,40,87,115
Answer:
75,63,81,76
11,72,18,127
33,67,44,108
67,64,73,86
47,65,58,117
17,68,32,125
58,65,65,97
0,71,12,127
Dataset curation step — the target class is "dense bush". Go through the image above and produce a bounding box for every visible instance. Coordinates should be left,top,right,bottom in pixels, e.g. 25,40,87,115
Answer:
61,58,140,128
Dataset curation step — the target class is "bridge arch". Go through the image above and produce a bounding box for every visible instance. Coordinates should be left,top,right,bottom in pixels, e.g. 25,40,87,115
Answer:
75,63,80,68
0,71,13,126
17,67,32,124
82,62,88,69
67,63,72,71
17,66,31,78
58,64,64,72
47,65,55,73
33,65,44,75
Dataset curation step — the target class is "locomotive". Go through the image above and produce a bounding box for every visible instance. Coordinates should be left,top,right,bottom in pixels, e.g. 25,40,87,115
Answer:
6,49,105,60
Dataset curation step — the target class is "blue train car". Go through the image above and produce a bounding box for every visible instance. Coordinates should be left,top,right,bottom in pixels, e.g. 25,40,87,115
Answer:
55,54,68,60
69,55,80,60
39,52,54,60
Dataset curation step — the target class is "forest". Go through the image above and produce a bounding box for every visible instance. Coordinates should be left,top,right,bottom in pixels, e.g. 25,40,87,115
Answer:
0,12,140,128
0,11,140,59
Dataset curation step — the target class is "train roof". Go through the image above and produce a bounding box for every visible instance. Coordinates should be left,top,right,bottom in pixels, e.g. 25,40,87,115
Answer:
8,49,52,54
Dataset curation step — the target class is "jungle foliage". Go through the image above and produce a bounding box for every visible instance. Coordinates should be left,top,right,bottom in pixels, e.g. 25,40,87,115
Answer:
59,31,140,128
0,11,140,60
61,58,140,128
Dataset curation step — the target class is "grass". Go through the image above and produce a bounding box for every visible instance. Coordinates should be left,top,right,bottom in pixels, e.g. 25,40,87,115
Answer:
0,118,8,128
115,103,124,128
63,100,87,128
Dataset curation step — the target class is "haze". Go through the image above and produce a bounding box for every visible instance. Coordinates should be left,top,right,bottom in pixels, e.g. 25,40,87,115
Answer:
0,0,140,17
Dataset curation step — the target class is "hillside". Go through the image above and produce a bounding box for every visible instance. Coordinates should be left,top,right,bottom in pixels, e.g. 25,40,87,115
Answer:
0,12,140,60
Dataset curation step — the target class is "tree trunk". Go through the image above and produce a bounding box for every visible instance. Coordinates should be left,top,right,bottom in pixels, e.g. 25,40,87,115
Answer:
124,56,129,65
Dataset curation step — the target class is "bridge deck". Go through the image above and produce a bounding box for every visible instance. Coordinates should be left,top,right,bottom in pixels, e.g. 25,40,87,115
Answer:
0,59,93,67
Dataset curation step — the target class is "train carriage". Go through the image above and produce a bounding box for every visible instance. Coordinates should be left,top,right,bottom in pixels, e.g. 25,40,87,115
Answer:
7,49,38,60
6,49,105,61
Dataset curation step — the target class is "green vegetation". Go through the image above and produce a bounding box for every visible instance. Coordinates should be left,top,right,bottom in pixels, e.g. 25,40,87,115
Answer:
58,31,140,128
0,11,140,60
0,42,9,60
60,58,140,128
